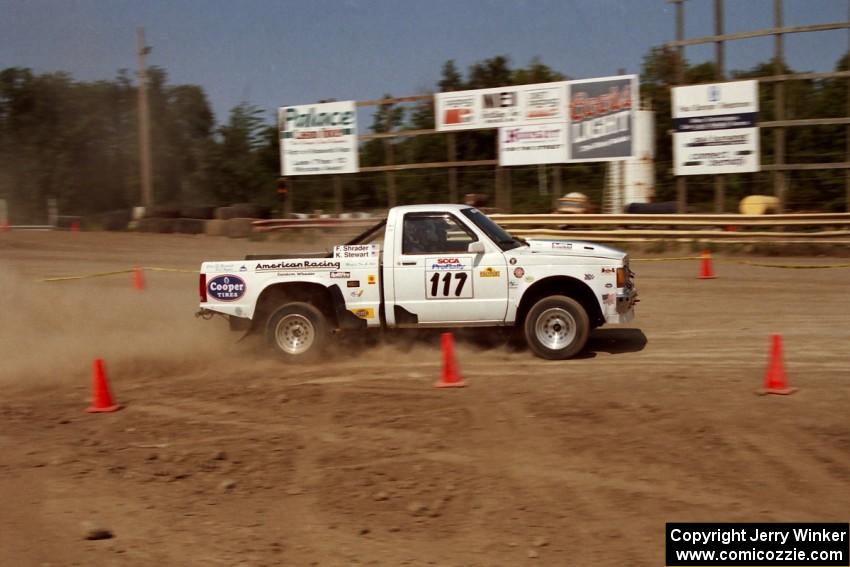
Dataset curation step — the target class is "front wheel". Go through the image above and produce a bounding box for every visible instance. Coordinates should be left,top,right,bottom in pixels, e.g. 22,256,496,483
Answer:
523,295,589,360
265,302,329,361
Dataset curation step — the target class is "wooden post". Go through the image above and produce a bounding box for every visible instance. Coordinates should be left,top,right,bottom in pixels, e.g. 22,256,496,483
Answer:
136,28,153,208
619,160,627,214
448,133,458,202
285,179,294,217
537,164,548,197
674,0,687,214
494,166,503,211
333,175,343,215
774,0,787,213
504,167,512,213
846,0,850,212
714,0,726,213
551,165,563,212
384,140,396,208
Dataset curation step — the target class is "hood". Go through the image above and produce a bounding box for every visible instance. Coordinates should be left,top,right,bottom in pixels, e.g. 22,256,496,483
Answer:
515,239,627,261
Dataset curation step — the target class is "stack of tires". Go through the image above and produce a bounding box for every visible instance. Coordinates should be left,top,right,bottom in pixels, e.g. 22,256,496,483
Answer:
206,203,271,238
133,203,271,237
137,205,214,234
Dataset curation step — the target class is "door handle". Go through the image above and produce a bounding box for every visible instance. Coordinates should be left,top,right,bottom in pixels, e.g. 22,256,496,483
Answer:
401,261,417,266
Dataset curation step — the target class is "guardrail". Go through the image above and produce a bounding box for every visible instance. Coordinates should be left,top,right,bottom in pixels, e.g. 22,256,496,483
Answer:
250,212,850,244
7,224,55,231
508,228,850,244
489,212,850,228
252,218,376,233
491,213,850,243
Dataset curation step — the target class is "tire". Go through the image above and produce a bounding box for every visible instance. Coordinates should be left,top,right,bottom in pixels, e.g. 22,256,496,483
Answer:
179,205,216,220
231,203,271,219
265,302,329,361
144,206,180,219
523,295,589,360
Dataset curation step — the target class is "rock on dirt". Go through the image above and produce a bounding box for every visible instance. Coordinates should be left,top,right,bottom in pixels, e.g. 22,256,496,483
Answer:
81,521,113,541
406,501,428,516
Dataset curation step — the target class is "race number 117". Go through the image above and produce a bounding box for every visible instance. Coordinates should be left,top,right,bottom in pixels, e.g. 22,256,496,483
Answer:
428,272,469,298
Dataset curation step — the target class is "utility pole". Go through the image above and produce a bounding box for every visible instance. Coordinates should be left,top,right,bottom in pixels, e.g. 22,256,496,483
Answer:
714,0,725,212
846,0,850,212
671,0,687,214
137,27,154,208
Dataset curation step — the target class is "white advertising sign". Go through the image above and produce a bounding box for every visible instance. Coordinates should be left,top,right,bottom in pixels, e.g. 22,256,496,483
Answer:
435,82,567,131
279,101,359,175
673,80,759,175
498,123,568,166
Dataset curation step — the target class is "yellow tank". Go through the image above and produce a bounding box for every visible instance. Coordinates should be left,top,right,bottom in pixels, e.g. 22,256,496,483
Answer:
739,195,779,215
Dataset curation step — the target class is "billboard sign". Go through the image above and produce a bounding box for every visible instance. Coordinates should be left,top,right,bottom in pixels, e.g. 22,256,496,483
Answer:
435,82,568,131
566,75,636,162
672,80,759,175
279,100,359,175
498,123,568,166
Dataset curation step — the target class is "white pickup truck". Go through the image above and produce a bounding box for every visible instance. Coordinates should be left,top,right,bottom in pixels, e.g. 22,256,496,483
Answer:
198,204,637,360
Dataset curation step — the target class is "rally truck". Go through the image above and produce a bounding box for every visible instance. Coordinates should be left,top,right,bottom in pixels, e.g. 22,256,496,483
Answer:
197,204,637,360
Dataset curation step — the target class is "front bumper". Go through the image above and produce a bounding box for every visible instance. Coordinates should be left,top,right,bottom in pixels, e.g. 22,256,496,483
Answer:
617,287,638,315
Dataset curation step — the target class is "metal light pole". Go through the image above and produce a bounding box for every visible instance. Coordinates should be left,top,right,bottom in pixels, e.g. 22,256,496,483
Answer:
714,0,726,212
671,0,687,214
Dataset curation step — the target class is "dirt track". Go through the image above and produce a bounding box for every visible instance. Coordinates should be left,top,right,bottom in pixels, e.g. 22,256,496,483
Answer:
1,231,849,566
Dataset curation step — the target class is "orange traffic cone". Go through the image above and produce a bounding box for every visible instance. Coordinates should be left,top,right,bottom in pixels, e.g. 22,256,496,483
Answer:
133,266,146,291
70,220,80,232
758,335,797,395
435,332,466,388
86,359,122,413
698,249,716,279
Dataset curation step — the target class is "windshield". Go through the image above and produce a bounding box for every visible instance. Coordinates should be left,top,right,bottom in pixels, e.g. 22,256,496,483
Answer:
460,207,525,251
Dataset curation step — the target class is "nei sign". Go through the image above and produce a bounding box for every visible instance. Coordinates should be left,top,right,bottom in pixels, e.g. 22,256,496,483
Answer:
436,82,568,131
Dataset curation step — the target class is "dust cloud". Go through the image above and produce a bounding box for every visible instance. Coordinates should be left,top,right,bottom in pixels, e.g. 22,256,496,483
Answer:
0,263,238,387
0,259,514,390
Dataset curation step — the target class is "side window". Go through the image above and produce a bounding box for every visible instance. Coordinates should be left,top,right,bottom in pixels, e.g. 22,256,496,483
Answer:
402,214,477,255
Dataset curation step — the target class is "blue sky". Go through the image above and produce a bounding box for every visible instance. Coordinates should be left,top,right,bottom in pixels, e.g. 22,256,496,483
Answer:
2,0,848,125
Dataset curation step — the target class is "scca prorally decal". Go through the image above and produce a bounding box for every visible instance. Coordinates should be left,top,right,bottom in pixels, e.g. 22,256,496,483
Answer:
208,274,246,301
255,260,341,272
429,258,467,270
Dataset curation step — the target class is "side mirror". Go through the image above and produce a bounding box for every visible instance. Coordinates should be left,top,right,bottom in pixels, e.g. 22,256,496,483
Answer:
468,241,485,254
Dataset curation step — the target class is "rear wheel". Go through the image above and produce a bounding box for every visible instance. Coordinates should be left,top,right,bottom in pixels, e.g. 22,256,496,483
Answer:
523,295,589,360
265,302,329,361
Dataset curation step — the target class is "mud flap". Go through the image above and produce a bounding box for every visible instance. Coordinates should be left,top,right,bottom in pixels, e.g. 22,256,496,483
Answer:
228,315,253,342
329,284,368,330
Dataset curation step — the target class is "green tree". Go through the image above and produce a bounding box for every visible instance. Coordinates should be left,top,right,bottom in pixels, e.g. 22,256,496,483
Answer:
204,102,269,203
438,60,463,92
